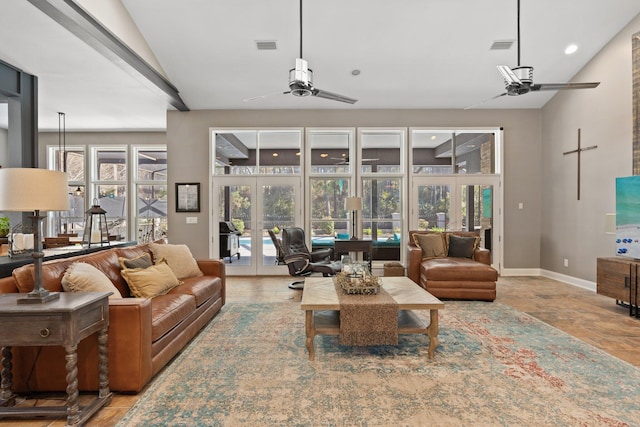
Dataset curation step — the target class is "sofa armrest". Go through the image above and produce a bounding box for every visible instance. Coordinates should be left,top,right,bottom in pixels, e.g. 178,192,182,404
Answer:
107,298,154,392
473,248,491,265
0,276,18,293
197,259,226,305
407,245,423,285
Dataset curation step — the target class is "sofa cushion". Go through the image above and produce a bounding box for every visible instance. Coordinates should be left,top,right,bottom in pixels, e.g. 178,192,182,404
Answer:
413,233,446,260
169,275,222,307
118,253,153,270
149,243,203,280
121,261,181,299
447,234,476,258
149,293,197,342
61,262,122,299
421,258,498,282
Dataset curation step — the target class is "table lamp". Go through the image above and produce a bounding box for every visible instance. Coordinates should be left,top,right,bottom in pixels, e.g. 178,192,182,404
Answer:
0,168,69,304
345,196,362,240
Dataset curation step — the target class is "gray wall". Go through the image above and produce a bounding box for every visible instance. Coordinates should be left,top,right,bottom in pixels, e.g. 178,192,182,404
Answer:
167,109,542,269
0,128,7,167
540,14,640,282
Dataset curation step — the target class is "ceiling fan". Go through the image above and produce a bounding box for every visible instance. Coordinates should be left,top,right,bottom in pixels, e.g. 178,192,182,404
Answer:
244,0,357,104
466,0,600,109
330,155,378,165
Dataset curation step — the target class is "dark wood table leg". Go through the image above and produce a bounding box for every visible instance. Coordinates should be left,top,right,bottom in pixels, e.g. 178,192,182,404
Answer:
65,344,80,425
98,328,111,399
0,346,15,407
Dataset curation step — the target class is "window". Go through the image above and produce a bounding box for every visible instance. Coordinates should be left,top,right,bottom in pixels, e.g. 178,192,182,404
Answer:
214,130,302,176
134,147,167,243
48,146,86,236
411,129,497,175
307,129,355,243
92,147,128,241
358,129,406,261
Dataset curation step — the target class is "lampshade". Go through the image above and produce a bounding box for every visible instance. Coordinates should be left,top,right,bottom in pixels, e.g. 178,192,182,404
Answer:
345,197,362,211
0,168,69,212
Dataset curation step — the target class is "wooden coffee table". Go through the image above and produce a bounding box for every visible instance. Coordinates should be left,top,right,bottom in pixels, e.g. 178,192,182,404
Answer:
300,276,445,360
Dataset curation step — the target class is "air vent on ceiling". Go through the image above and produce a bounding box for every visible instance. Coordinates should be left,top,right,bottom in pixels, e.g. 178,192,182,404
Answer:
256,40,277,50
490,40,514,50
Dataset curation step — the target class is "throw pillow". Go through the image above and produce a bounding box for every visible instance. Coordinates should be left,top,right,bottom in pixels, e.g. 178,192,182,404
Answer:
121,261,181,299
61,262,122,299
413,233,446,260
149,243,203,280
118,253,153,270
447,234,476,258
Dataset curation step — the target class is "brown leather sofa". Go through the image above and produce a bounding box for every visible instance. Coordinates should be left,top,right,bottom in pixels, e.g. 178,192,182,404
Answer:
0,242,225,393
407,230,497,301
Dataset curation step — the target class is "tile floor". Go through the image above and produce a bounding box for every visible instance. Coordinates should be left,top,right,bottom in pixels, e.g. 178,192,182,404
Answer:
4,274,640,426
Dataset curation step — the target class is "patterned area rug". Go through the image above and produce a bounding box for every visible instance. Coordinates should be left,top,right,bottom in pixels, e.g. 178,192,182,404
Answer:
118,302,640,426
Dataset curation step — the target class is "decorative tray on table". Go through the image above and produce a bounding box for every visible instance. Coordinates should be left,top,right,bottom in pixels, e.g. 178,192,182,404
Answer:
335,270,381,295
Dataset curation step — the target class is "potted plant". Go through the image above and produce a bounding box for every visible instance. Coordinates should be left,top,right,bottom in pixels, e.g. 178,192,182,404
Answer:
0,216,9,238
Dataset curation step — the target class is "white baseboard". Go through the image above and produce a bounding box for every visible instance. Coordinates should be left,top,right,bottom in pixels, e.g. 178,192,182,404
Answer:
540,269,596,292
500,268,596,292
500,268,541,276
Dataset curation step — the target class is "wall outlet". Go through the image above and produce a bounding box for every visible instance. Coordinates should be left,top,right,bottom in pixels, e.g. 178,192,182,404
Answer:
186,217,198,224
563,258,569,267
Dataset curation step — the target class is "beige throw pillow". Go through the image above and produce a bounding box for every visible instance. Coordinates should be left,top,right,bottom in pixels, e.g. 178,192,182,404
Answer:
149,243,203,279
61,262,122,299
413,233,447,260
121,261,181,299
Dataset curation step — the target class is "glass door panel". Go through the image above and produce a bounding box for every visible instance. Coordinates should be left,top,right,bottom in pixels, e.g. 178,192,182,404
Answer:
413,182,451,231
217,180,253,272
258,178,299,274
215,176,301,275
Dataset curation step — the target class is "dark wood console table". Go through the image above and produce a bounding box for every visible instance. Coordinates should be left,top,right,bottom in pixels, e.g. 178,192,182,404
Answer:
0,292,112,425
596,257,639,317
334,239,373,272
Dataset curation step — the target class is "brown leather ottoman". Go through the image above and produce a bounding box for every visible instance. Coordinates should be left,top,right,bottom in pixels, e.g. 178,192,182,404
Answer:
420,258,497,301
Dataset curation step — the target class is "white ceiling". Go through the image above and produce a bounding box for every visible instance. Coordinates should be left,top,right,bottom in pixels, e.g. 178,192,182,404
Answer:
1,0,639,131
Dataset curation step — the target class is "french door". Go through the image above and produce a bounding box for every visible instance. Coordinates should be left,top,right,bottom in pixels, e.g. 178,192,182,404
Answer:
213,176,302,275
411,176,501,271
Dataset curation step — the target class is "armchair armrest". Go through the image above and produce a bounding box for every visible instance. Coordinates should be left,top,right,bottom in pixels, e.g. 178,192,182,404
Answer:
310,247,333,262
473,248,491,265
407,244,423,285
284,253,311,275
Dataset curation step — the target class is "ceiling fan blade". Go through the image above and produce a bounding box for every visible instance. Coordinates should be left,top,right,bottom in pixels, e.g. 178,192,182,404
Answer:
243,91,290,102
530,82,600,92
497,65,521,85
464,93,507,110
311,88,358,104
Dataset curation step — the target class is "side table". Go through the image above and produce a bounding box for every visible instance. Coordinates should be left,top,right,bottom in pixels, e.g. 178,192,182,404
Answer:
334,239,373,272
0,292,112,426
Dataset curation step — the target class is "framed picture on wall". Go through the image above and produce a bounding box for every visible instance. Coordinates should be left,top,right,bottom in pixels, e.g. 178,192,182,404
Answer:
176,183,200,212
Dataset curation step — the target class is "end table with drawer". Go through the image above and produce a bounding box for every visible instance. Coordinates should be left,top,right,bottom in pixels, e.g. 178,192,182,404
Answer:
0,292,112,426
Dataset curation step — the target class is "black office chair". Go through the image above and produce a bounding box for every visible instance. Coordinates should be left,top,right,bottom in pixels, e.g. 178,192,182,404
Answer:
281,227,341,289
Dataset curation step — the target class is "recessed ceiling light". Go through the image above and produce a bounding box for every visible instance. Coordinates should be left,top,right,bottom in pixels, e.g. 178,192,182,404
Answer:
272,152,279,157
565,44,578,55
320,153,328,158
430,135,437,140
351,69,361,76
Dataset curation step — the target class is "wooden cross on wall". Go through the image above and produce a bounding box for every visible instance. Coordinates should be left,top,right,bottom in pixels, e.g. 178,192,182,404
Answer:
563,128,597,200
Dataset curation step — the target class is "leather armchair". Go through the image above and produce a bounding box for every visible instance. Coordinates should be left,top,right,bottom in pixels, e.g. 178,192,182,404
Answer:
282,227,341,289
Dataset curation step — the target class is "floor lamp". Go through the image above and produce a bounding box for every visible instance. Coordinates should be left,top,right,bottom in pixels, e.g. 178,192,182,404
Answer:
345,197,362,240
0,168,69,304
